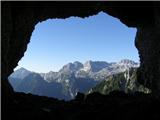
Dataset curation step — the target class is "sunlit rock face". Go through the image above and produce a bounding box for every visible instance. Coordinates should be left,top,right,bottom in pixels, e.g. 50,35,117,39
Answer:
2,1,160,105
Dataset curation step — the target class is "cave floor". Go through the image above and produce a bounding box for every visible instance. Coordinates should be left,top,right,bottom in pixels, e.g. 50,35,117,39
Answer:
4,92,160,120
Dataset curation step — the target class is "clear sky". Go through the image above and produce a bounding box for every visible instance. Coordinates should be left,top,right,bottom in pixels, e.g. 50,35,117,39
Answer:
15,12,138,73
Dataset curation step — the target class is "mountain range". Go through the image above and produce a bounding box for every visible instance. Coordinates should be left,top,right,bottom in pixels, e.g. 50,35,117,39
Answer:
9,59,140,100
88,67,150,95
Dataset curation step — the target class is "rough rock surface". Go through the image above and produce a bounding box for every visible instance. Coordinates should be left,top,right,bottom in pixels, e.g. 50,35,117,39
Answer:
136,26,160,95
2,1,160,119
4,92,160,120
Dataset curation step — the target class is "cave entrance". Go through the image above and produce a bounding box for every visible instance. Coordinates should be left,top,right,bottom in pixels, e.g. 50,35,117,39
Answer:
8,12,140,101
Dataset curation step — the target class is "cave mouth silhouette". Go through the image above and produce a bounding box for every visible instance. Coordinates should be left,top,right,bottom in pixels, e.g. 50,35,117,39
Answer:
8,12,138,100
3,2,160,120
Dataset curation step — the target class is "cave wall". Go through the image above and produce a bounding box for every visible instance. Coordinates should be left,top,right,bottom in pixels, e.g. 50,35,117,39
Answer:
135,6,160,95
2,2,160,100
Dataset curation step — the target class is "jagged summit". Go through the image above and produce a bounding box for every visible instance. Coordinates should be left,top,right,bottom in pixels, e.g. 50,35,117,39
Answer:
11,67,31,79
9,59,139,100
118,59,139,65
15,67,30,73
83,60,109,72
13,59,139,75
60,62,83,73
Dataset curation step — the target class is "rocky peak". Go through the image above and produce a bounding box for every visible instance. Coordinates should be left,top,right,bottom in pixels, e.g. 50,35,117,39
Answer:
60,61,83,73
83,60,109,72
10,67,31,79
118,59,139,67
40,71,58,82
73,61,83,69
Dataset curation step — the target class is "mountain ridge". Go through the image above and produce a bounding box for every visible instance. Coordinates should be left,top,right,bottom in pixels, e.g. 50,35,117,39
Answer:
9,59,139,100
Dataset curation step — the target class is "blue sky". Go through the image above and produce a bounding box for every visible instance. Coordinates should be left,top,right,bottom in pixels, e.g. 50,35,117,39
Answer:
15,12,138,73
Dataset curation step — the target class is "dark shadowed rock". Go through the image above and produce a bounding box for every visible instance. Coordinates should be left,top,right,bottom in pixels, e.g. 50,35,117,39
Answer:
2,2,160,120
75,92,85,101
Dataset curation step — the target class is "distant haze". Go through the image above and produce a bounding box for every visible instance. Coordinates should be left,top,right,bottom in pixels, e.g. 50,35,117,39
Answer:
15,12,138,73
10,59,141,100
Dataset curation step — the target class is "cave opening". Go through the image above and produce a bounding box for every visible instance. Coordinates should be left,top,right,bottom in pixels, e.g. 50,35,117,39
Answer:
7,11,144,101
3,2,160,119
